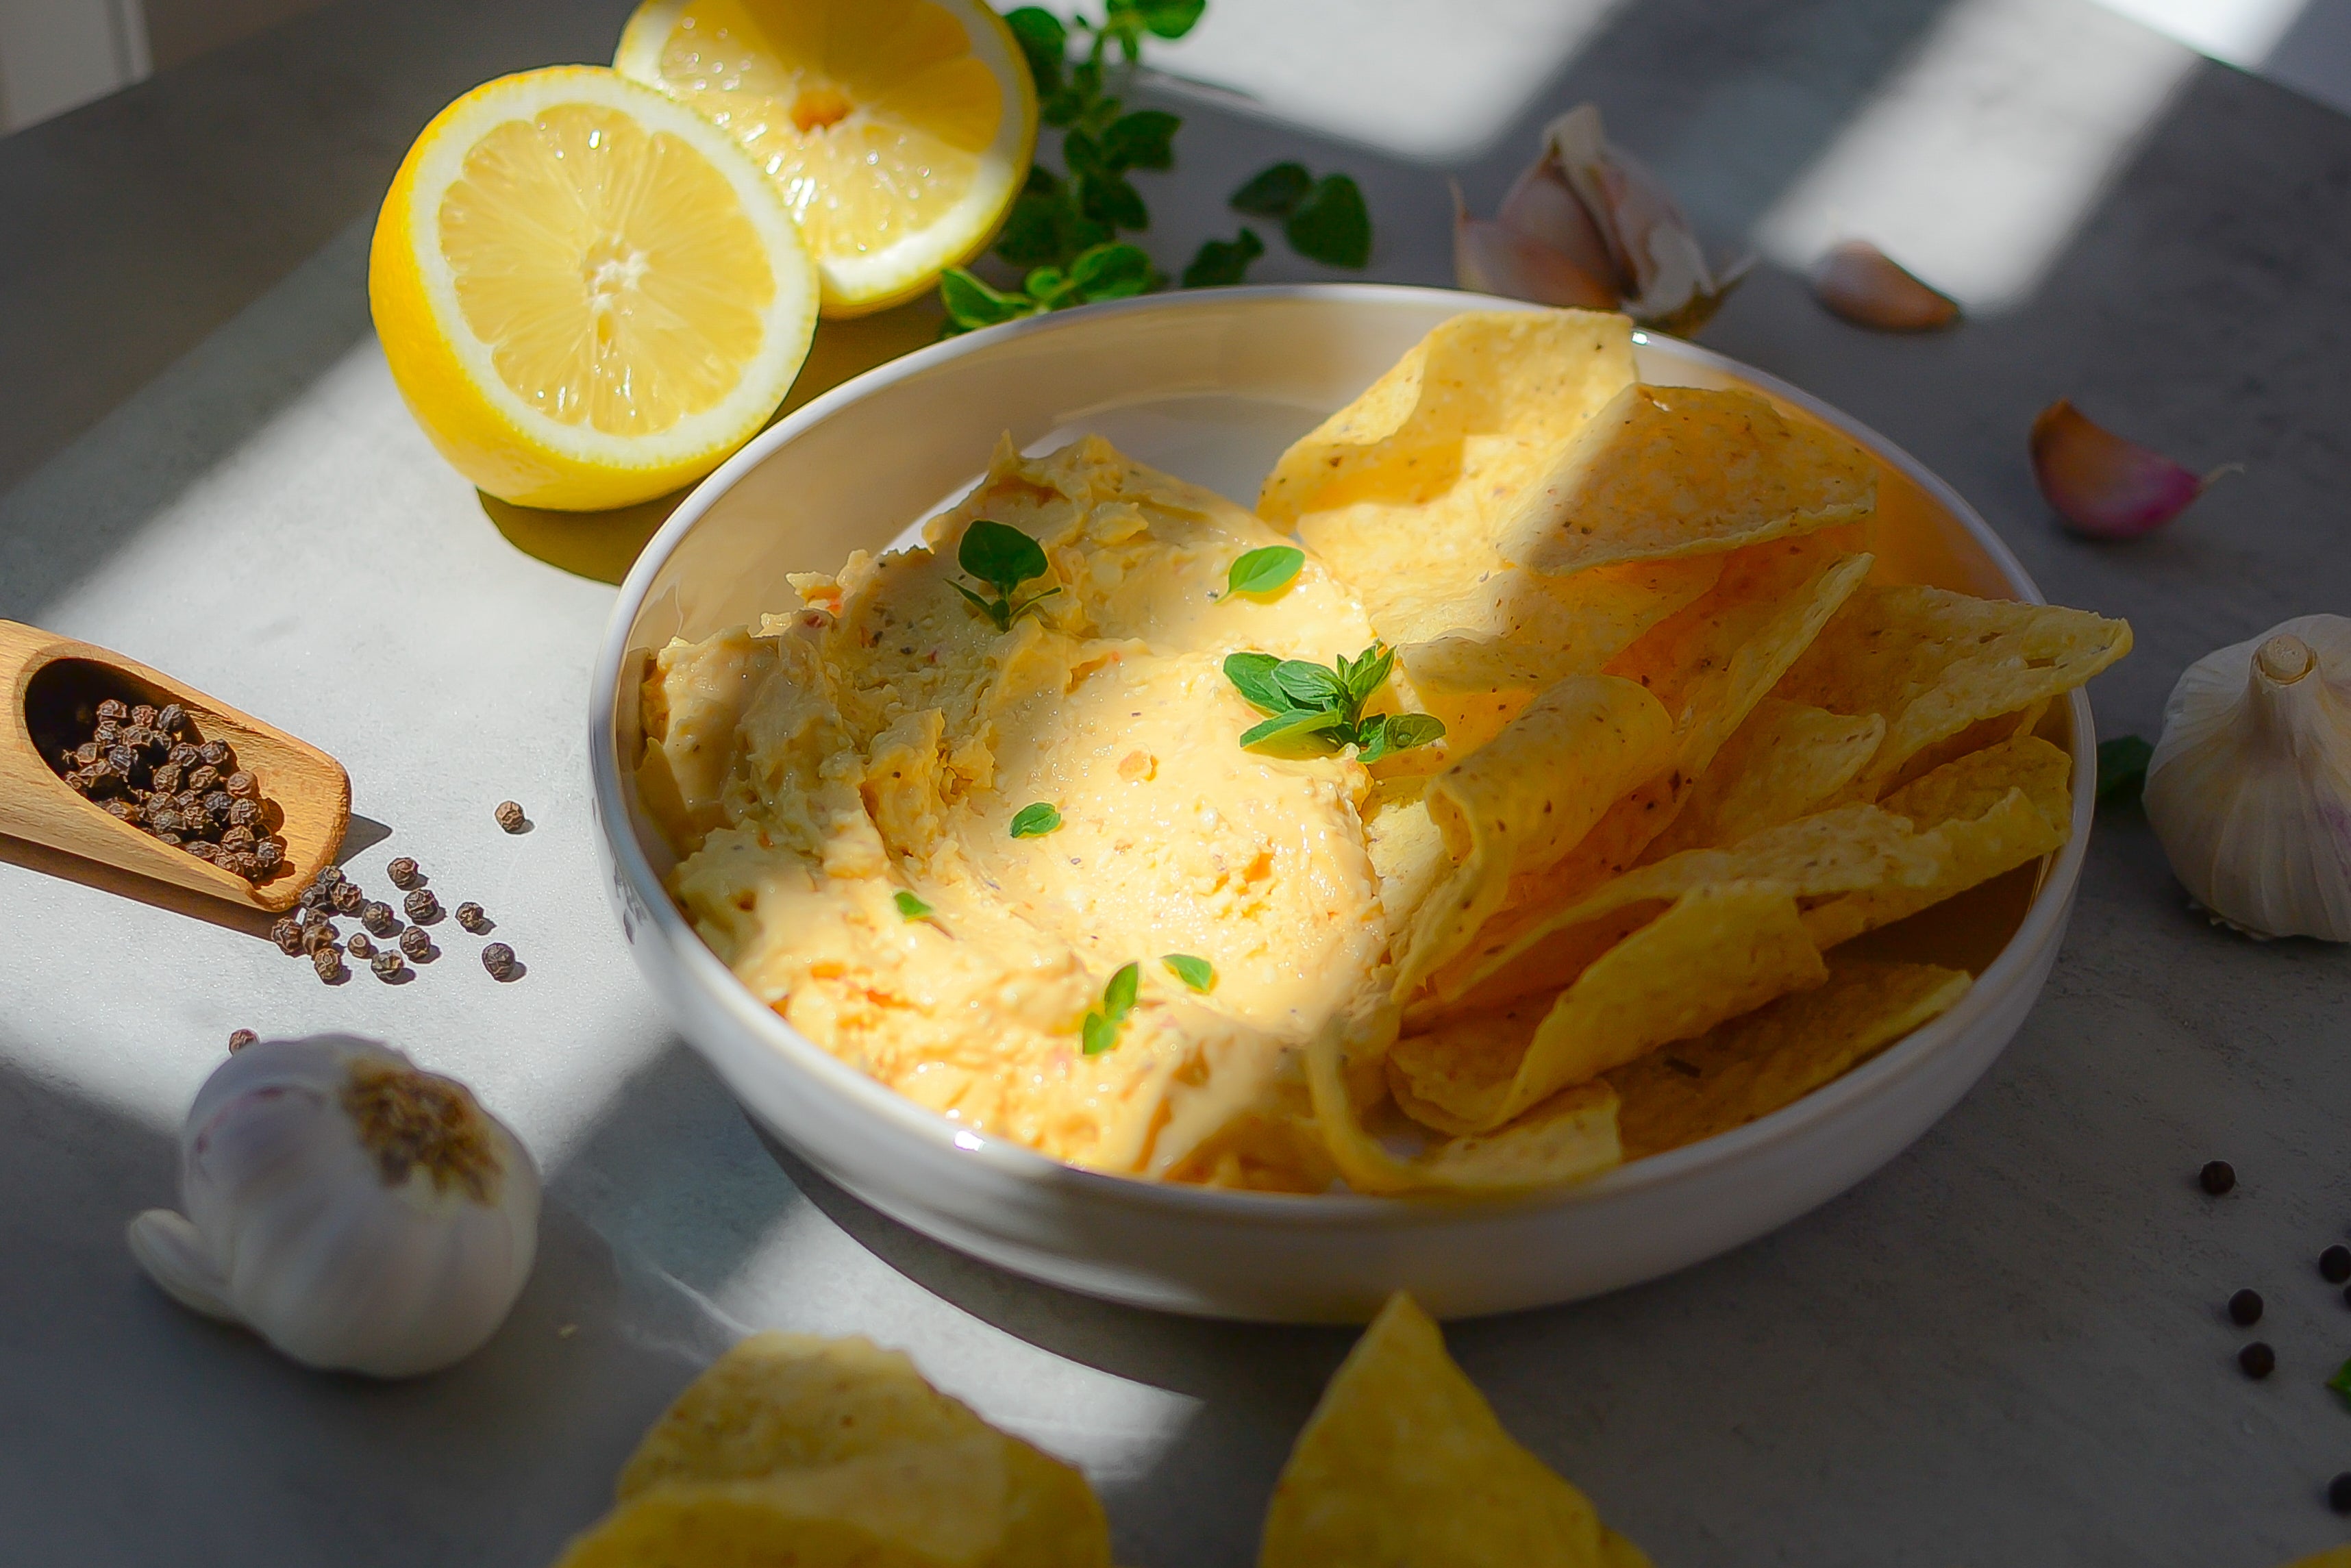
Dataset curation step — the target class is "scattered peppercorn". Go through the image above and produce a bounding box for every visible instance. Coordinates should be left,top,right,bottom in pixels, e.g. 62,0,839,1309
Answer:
297,904,330,931
482,942,518,981
345,931,375,959
2240,1342,2276,1379
2229,1289,2264,1326
361,900,399,936
227,1028,257,1052
2200,1160,2236,1195
455,901,490,934
403,888,441,923
2322,1246,2350,1284
2332,1473,2351,1515
269,917,304,955
301,922,340,957
397,926,430,961
371,950,406,981
311,947,343,983
495,799,527,834
386,856,420,889
330,879,364,915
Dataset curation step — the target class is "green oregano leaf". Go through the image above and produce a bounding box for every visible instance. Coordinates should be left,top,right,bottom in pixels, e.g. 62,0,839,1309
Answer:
893,890,933,921
1286,173,1371,269
1360,711,1445,762
1130,0,1206,38
1070,241,1154,301
939,269,1029,334
1239,707,1347,751
1227,545,1304,597
2096,734,2153,806
1010,801,1062,838
1080,1012,1121,1055
1162,954,1215,992
959,519,1049,594
1003,7,1067,96
1182,227,1264,288
1103,960,1140,1017
1102,110,1180,171
1273,658,1347,709
1231,161,1313,218
2329,1357,2351,1407
1222,651,1286,713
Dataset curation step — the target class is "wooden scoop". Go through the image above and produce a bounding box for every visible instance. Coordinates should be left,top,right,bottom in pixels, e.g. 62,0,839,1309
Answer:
0,619,349,914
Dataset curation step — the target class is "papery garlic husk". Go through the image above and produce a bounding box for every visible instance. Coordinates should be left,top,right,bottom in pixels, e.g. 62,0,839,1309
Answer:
1811,240,1960,332
1453,103,1748,334
127,1034,540,1377
2144,615,2351,941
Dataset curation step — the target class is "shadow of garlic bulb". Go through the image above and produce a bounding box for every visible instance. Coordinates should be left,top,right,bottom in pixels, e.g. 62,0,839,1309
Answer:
127,1034,539,1377
2145,615,2351,941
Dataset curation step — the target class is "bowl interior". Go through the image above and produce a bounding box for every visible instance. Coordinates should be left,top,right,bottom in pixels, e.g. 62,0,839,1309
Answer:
601,284,2076,1199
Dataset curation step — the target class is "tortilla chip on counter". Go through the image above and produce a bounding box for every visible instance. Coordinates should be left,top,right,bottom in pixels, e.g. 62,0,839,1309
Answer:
1391,881,1828,1136
1497,384,1877,577
1261,1294,1650,1568
1642,697,1886,858
1775,584,2130,797
561,1333,1111,1568
1395,673,1674,997
1418,547,1872,1009
1609,958,1971,1159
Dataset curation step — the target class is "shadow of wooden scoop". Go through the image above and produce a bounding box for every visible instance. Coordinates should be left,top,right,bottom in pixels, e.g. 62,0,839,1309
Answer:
0,619,349,914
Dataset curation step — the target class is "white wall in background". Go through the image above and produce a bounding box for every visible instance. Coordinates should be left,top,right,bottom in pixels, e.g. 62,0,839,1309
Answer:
0,0,149,133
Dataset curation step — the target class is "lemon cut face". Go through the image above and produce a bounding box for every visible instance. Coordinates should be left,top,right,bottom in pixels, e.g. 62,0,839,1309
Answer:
371,66,819,511
616,0,1036,316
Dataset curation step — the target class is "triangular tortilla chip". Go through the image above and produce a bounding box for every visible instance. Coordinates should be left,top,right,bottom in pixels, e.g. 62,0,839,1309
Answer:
1609,958,1970,1159
1641,698,1886,859
1497,384,1877,577
1775,584,2130,796
1260,1293,1648,1568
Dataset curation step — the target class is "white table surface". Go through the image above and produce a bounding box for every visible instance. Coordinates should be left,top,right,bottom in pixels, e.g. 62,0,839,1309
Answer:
6,1,2351,1565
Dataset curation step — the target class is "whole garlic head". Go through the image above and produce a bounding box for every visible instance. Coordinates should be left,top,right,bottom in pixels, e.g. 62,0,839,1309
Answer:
127,1034,539,1377
2144,614,2351,941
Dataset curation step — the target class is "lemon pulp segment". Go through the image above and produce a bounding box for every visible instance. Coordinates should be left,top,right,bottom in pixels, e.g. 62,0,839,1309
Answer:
440,103,777,437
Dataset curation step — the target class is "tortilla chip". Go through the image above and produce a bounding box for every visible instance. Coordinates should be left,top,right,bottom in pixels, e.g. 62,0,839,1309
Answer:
1364,780,1450,937
1262,1293,1648,1568
1396,674,1675,997
613,1334,1108,1568
1418,801,1944,1019
1393,881,1828,1135
1802,734,2073,950
1609,958,1971,1159
1259,309,1634,526
1418,548,1872,1008
1643,698,1886,858
1498,385,1877,577
560,1435,1017,1568
1775,584,2130,796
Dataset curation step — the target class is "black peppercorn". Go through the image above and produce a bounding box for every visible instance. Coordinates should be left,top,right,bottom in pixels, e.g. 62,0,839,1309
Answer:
371,950,406,981
2228,1289,2263,1326
495,799,527,833
2333,1473,2351,1514
105,743,137,775
156,704,187,736
197,740,231,769
330,880,364,914
2200,1160,2235,1195
149,762,182,797
361,901,398,936
482,941,518,981
345,931,375,959
2322,1246,2350,1284
227,1028,256,1052
167,742,199,769
2240,1342,2276,1379
184,764,219,795
201,788,232,819
220,825,255,854
129,704,156,730
253,841,284,875
386,856,420,888
184,841,219,862
269,917,304,955
100,798,136,821
456,901,490,934
225,770,257,801
397,925,430,961
403,888,441,923
311,947,343,983
95,698,126,723
221,851,260,882
148,808,183,836
301,922,340,956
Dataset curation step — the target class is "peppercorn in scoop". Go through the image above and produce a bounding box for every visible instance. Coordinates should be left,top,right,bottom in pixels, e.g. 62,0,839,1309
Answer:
45,695,288,883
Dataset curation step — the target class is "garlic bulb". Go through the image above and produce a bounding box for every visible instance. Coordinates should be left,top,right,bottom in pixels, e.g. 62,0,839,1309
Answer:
2144,615,2351,941
127,1034,539,1377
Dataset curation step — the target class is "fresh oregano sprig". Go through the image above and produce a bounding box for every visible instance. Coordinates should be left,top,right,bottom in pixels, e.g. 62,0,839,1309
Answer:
1223,643,1445,760
1082,960,1142,1054
1230,160,1373,269
951,519,1060,630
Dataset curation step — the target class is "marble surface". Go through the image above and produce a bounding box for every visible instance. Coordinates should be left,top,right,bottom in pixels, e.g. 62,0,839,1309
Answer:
5,1,2351,1565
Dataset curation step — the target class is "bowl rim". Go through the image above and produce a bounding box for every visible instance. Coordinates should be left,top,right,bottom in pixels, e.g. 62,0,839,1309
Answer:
590,282,2093,1227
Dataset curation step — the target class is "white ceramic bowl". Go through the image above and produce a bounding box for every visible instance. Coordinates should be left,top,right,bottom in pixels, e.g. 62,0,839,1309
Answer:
589,285,2092,1323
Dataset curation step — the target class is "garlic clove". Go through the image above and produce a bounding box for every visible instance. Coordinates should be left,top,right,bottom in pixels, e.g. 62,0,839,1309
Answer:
126,1208,238,1321
132,1034,540,1378
2030,398,2228,539
1495,158,1623,293
2144,615,2351,941
1811,240,1960,332
1454,184,1618,310
1542,105,1732,329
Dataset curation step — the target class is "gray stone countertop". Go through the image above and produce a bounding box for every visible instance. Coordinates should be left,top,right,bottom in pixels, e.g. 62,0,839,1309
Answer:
3,1,2350,1565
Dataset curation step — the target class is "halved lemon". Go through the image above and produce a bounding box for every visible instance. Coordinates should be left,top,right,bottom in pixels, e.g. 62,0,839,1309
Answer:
614,0,1036,316
370,66,819,511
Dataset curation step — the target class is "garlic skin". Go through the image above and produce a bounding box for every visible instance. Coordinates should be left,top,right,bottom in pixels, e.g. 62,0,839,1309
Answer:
127,1034,539,1377
2144,615,2351,941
